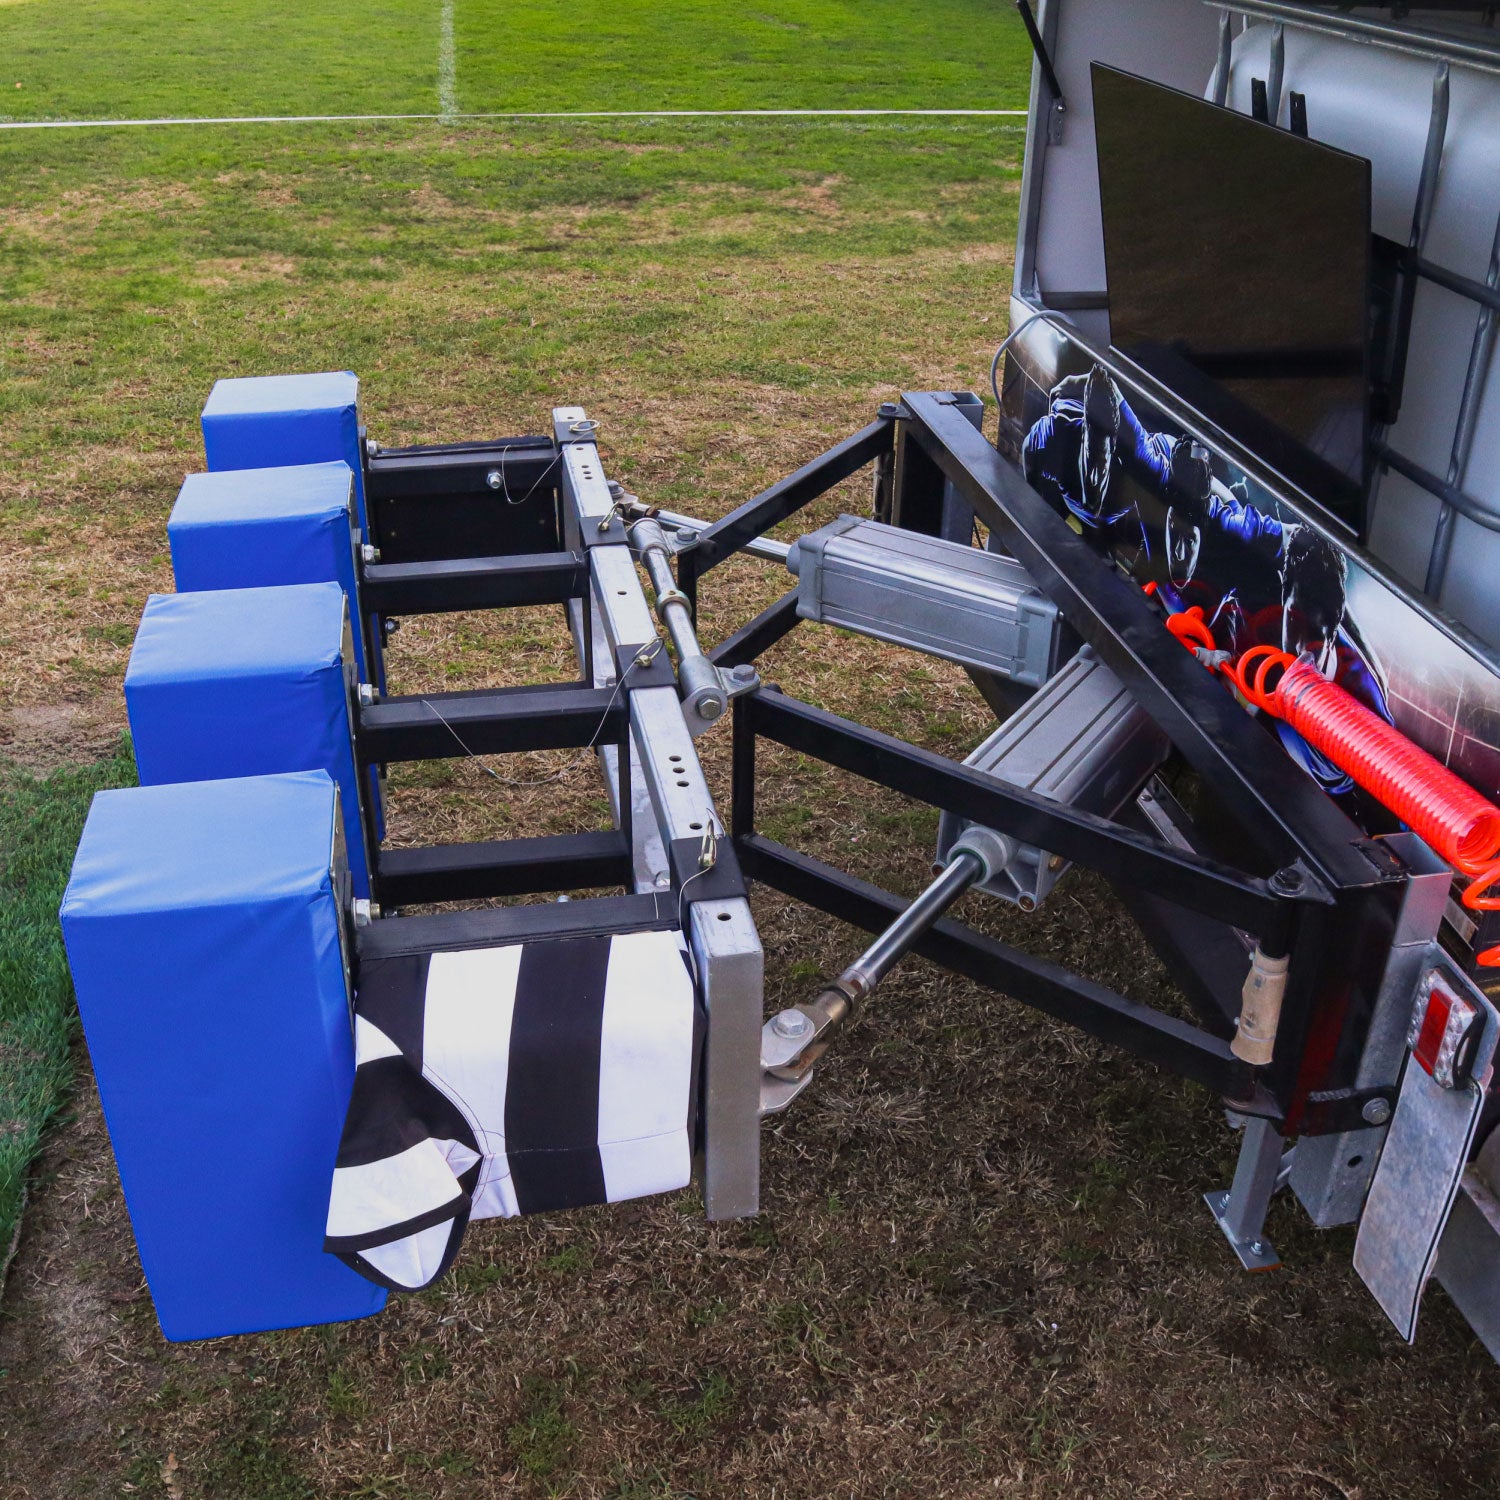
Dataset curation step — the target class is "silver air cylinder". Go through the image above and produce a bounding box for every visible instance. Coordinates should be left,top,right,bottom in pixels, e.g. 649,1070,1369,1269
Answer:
936,646,1171,909
785,516,1062,685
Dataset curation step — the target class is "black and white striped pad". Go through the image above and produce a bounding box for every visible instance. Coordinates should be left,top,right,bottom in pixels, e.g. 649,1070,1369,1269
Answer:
324,929,701,1292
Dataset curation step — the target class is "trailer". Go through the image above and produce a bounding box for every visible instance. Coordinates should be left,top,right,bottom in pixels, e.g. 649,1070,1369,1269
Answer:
59,1,1500,1357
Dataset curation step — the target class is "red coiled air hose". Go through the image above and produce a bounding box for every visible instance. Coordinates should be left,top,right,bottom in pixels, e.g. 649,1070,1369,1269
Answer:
1222,647,1500,965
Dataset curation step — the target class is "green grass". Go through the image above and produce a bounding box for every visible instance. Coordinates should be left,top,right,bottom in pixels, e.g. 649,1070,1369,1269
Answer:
0,737,136,1275
0,114,1022,715
0,0,1032,121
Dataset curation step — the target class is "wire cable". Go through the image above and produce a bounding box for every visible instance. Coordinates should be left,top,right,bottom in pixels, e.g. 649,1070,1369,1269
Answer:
417,638,664,789
988,308,1076,416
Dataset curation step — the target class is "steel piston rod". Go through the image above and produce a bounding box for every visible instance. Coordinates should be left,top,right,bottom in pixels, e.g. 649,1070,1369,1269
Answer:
763,847,987,1091
655,508,793,565
840,847,986,1002
628,514,731,728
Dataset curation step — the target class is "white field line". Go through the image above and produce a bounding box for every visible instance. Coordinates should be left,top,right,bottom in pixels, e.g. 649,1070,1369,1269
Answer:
438,0,458,121
0,108,1028,132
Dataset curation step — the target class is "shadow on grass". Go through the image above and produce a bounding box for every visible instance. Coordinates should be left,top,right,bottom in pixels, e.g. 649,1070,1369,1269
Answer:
0,734,136,1286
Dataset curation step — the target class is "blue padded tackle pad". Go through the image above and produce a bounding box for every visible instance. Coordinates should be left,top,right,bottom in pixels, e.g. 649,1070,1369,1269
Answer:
124,581,371,896
167,461,384,832
59,771,387,1341
168,460,362,656
200,372,367,535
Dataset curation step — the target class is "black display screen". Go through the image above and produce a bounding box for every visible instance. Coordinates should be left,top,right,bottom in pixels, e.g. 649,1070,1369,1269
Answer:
1091,63,1372,533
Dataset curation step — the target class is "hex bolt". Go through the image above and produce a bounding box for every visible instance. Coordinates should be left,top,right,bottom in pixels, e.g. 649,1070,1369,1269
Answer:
365,438,380,457
357,683,378,708
486,468,503,490
1249,1240,1263,1255
771,1009,813,1041
1361,1097,1392,1126
1270,865,1304,896
360,543,381,565
698,694,726,722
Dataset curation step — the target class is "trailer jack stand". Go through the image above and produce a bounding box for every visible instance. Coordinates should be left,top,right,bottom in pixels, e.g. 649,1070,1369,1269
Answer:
1205,1115,1295,1272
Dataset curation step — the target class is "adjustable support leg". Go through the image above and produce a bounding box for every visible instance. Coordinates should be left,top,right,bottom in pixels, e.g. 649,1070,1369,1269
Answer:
1205,1115,1288,1271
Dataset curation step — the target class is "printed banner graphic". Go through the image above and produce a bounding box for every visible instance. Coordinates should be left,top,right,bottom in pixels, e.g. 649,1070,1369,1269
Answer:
998,324,1500,814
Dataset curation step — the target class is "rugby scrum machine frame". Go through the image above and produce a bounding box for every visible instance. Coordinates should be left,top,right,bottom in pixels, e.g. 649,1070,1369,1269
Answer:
354,407,763,1223
67,368,1494,1348
352,391,1443,1233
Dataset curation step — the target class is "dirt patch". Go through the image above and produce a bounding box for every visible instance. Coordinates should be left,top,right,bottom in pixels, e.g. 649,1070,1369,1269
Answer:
0,1058,145,1446
192,255,298,287
1,182,206,241
0,701,125,770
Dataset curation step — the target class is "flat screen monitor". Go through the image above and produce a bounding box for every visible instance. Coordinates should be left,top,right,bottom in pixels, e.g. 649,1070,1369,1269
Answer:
1091,63,1372,533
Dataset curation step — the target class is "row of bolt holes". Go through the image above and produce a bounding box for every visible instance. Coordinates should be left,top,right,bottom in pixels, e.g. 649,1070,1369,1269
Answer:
673,743,731,922
613,587,696,794
608,585,730,920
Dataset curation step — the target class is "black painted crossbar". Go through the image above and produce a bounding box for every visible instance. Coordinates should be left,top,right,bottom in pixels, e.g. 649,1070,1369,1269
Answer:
738,833,1262,1107
357,683,625,763
710,588,802,669
359,892,676,962
684,418,893,574
360,550,588,615
376,830,631,906
365,439,557,501
746,686,1295,937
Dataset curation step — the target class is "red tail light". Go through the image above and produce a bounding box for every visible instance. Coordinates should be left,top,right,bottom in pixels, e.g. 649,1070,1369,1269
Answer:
1408,974,1482,1089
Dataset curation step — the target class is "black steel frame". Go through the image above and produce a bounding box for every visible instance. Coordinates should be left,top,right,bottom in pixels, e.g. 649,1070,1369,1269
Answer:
342,396,1419,1137
346,436,665,957
700,393,1415,1137
340,413,763,994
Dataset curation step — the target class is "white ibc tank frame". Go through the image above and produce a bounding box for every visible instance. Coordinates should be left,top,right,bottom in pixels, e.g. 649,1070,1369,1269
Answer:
1218,7,1500,644
1015,0,1500,649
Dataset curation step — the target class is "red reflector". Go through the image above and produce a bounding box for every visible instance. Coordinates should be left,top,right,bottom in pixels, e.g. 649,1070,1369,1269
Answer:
1412,994,1451,1076
1408,976,1480,1089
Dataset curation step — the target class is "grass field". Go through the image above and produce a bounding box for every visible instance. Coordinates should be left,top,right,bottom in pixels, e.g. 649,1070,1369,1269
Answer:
0,0,1033,120
2,4,1500,1498
0,738,135,1277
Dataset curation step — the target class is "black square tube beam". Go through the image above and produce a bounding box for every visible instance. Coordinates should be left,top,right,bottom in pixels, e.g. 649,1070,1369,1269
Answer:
360,550,588,616
365,440,558,501
685,418,894,574
898,391,1388,893
709,588,802,669
738,834,1261,1106
358,892,675,963
375,830,632,906
357,683,625,763
747,686,1294,938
